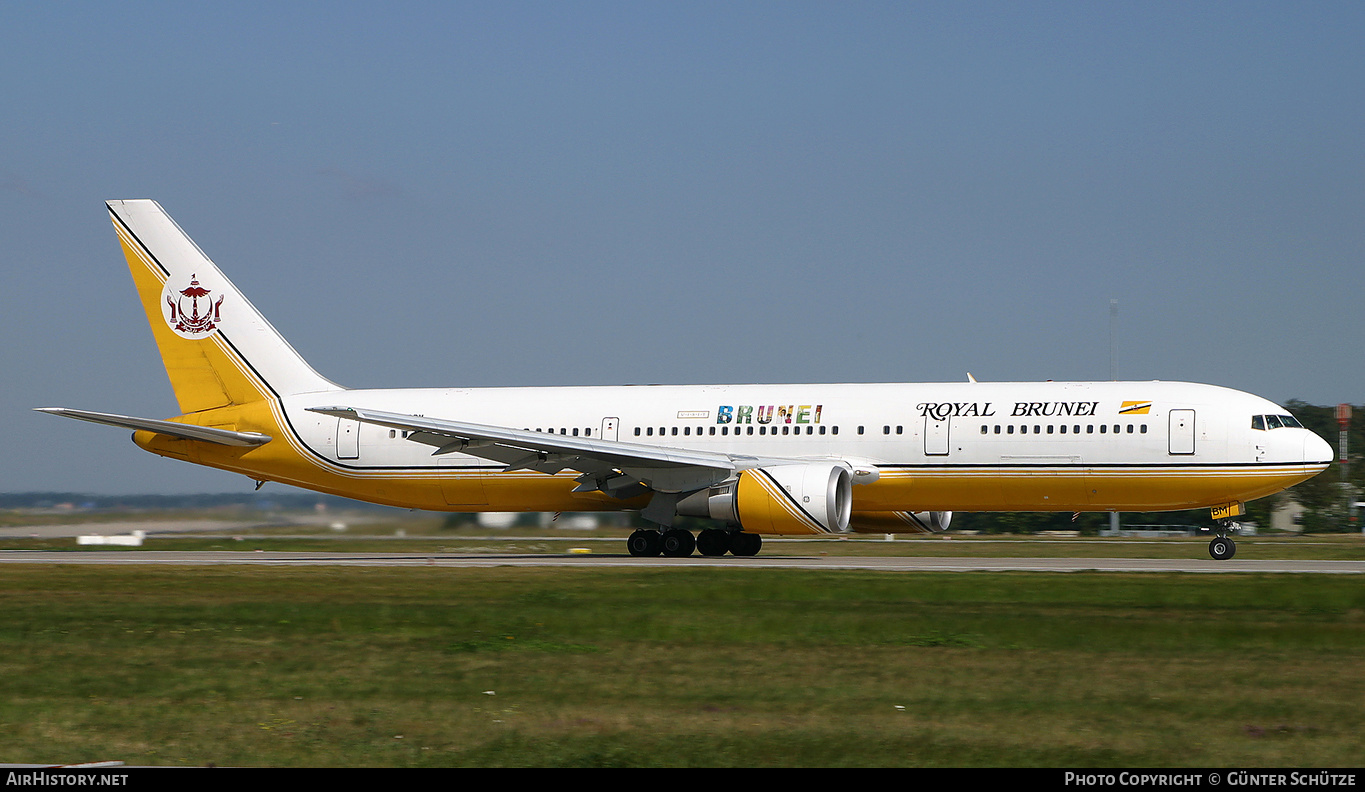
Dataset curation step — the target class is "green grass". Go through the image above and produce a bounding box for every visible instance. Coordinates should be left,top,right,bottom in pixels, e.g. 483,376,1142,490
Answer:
1,565,1363,767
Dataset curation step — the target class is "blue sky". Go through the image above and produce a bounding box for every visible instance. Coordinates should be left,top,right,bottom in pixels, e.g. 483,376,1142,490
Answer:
3,2,1363,494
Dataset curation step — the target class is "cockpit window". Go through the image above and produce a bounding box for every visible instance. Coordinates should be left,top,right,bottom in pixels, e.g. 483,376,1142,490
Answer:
1252,414,1304,430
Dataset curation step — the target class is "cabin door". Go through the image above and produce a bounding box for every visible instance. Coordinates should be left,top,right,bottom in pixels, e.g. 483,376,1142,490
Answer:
1169,409,1196,455
336,417,360,459
924,416,951,456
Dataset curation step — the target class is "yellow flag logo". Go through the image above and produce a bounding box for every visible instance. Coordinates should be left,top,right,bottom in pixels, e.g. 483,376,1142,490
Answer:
1119,401,1152,415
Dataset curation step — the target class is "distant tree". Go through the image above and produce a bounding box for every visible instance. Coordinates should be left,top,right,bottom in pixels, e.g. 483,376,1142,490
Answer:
1282,400,1362,533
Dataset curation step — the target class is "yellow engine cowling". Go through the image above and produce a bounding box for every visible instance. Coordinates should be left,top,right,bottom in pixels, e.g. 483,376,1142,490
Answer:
677,462,854,535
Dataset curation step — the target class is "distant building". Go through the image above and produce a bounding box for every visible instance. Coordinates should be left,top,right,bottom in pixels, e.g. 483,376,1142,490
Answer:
1271,499,1306,532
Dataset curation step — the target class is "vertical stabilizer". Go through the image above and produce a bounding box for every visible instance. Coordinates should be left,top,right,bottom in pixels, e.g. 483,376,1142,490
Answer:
108,200,340,413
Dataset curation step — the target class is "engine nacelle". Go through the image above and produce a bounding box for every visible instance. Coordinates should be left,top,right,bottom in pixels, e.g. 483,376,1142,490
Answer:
847,510,953,534
677,462,853,535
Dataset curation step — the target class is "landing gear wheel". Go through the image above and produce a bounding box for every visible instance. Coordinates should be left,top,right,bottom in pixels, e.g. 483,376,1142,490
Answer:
627,530,662,557
696,529,732,557
1209,536,1236,561
730,532,762,557
661,528,696,557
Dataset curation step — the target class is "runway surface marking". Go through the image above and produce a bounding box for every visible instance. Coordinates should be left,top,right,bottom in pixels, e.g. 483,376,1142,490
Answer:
1,551,1360,573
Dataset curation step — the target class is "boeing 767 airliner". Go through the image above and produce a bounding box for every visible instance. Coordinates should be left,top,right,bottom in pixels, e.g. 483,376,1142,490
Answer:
38,201,1333,559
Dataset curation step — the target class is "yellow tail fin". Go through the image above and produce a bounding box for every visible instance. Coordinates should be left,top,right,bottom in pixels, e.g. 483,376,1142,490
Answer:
108,200,340,413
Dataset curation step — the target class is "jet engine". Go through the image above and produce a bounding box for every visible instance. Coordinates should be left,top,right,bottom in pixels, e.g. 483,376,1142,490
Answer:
677,462,853,534
847,510,953,534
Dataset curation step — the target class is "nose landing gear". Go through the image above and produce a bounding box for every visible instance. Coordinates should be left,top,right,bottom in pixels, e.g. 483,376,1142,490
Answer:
1208,520,1240,560
1209,535,1236,560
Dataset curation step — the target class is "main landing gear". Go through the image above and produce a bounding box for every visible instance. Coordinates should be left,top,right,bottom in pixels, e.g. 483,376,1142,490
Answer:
627,527,762,558
1208,520,1239,561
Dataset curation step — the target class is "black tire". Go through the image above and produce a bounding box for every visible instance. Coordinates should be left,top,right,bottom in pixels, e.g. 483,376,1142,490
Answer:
731,532,762,557
1209,537,1236,561
696,529,732,556
628,530,661,557
661,529,695,557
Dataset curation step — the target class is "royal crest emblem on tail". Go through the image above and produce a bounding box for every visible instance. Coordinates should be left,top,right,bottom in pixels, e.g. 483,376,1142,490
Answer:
162,273,224,338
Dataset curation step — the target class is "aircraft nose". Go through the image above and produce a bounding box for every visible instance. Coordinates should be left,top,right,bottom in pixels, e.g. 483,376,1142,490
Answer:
1305,431,1333,465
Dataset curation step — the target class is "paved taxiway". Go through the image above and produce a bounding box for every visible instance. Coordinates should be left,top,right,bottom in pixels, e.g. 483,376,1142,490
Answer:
0,550,1360,573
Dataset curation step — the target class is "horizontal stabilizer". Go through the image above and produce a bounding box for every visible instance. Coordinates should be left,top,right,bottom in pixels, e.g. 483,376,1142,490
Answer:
36,407,272,447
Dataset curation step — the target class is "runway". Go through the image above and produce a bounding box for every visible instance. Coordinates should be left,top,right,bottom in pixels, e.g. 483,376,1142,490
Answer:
0,550,1360,573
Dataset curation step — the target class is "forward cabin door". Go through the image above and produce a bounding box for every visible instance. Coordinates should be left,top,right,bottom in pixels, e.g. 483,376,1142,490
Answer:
600,417,620,442
1169,409,1196,455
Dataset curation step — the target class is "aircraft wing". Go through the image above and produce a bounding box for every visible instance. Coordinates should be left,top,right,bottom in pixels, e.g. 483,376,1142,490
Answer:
36,407,272,447
308,406,743,497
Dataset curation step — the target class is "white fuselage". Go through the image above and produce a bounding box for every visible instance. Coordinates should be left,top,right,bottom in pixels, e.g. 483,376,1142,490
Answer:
267,379,1330,516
